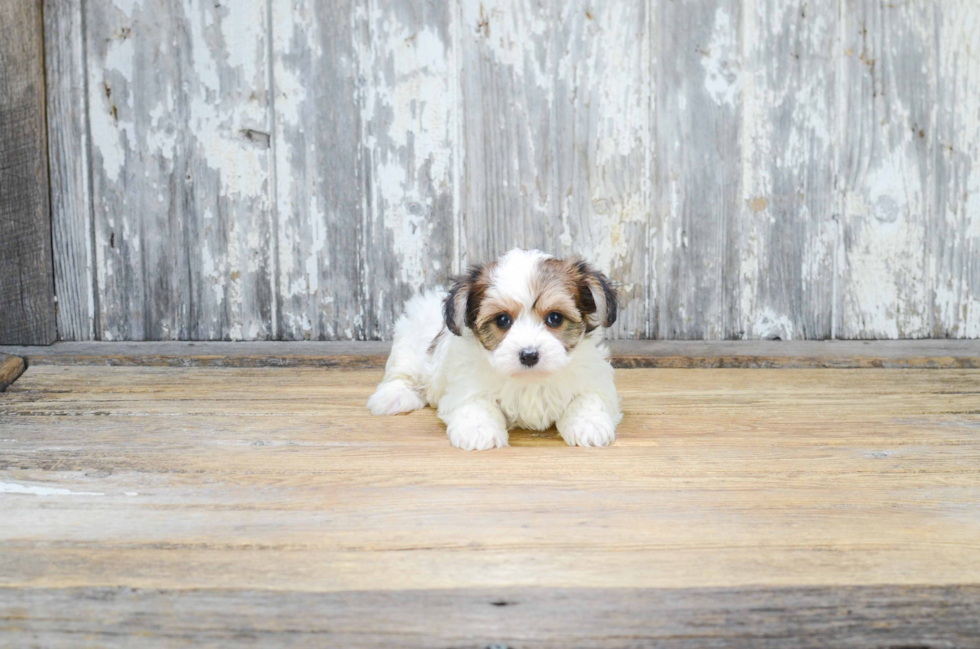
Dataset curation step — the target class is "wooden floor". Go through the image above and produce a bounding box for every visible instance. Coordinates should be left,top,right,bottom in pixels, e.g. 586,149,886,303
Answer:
2,362,980,646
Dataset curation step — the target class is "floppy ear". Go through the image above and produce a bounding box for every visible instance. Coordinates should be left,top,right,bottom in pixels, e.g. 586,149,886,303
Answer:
574,261,618,332
443,265,486,336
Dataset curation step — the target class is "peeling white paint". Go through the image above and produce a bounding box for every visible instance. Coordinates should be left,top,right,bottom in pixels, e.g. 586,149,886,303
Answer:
108,0,142,20
59,0,980,342
186,0,269,199
360,9,454,292
588,192,646,282
0,482,104,497
702,7,741,107
753,307,796,341
462,0,550,87
844,133,930,337
737,0,766,337
89,37,134,184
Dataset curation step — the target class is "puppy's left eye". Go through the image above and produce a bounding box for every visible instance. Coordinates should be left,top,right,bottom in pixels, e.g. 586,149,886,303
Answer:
545,312,564,328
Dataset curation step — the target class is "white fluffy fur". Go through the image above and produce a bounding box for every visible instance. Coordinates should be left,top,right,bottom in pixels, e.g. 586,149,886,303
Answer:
367,249,623,450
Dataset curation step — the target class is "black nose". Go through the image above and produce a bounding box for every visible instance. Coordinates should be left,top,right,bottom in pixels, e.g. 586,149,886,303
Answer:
519,349,540,367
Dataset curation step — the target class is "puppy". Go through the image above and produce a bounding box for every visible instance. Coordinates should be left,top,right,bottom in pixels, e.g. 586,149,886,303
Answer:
367,248,622,450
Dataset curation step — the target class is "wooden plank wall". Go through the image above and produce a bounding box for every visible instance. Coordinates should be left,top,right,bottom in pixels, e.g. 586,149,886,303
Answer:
43,0,980,341
0,0,57,345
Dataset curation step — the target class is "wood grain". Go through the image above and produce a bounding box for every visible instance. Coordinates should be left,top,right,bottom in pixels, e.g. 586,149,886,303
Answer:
271,0,362,341
1,365,979,643
737,0,837,340
654,0,742,340
2,366,980,590
839,0,934,338
0,354,25,392
357,0,458,339
459,0,650,339
2,585,977,648
459,0,557,262
41,0,980,341
272,0,457,341
44,0,97,341
0,0,57,345
83,0,275,341
932,0,980,338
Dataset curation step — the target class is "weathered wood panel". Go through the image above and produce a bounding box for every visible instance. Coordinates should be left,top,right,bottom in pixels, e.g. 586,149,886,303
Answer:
272,0,362,340
45,0,97,341
933,1,980,338
273,0,456,341
838,0,935,338
459,0,650,339
356,0,458,339
84,0,275,341
551,0,650,339
0,0,57,345
655,0,743,340
42,0,980,341
459,0,556,259
737,0,838,340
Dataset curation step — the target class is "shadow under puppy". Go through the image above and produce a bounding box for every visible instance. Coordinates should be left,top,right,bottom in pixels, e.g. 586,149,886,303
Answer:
368,248,622,450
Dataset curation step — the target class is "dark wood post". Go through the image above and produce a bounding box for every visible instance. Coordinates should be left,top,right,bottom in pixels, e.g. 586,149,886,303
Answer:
0,0,57,344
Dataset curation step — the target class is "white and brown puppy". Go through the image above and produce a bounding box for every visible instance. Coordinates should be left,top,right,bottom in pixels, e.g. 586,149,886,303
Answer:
367,248,622,451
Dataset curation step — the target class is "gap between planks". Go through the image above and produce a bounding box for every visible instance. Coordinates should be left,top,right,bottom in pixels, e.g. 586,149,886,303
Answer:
0,339,979,369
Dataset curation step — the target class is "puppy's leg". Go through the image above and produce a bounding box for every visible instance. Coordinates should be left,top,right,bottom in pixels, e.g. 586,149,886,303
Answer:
557,393,617,447
367,377,426,415
368,292,444,416
440,400,509,451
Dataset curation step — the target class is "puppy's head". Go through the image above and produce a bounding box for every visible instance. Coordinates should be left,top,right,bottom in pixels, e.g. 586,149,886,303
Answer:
444,249,617,377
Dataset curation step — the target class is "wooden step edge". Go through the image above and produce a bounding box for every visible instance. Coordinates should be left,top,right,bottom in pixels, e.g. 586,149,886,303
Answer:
1,340,978,369
0,353,26,391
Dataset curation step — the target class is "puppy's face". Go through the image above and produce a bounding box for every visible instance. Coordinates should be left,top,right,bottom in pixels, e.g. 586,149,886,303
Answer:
444,249,617,378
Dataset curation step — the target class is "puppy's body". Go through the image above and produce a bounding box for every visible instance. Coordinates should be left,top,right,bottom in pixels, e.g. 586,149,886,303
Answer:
368,249,622,450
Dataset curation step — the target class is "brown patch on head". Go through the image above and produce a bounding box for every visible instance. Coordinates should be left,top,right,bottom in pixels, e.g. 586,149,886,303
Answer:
443,262,505,350
533,258,618,345
471,292,522,351
532,259,588,350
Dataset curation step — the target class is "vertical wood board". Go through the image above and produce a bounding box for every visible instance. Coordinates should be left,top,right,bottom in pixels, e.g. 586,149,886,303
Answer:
84,0,275,341
551,0,651,339
736,0,838,340
838,0,935,339
0,0,57,345
272,0,363,340
45,0,97,341
932,0,980,338
459,0,559,261
357,0,458,339
654,0,742,339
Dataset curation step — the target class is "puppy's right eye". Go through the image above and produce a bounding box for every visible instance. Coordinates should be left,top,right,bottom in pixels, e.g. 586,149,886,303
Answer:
495,314,512,329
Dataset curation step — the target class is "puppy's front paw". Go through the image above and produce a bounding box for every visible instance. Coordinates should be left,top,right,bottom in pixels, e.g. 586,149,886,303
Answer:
559,413,616,448
367,381,426,415
446,420,509,451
